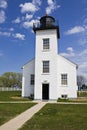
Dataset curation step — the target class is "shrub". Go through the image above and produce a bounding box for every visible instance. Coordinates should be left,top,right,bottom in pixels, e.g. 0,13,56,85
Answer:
57,98,69,102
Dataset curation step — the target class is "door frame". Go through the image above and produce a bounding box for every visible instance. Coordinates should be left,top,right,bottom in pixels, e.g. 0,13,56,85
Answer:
42,83,49,100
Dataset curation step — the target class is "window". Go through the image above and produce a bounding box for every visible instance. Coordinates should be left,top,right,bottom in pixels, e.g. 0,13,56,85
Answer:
43,61,49,73
43,38,49,50
61,74,67,85
30,74,34,85
61,95,68,99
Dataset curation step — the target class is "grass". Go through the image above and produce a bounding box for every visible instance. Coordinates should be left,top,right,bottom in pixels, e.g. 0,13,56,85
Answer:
78,91,87,97
57,98,70,102
0,91,87,129
0,103,36,126
57,97,87,103
57,91,87,103
20,104,87,130
0,91,30,101
0,91,36,125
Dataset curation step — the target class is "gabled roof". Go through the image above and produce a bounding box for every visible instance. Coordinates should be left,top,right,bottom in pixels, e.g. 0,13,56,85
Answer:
22,55,78,69
21,58,35,69
58,54,78,69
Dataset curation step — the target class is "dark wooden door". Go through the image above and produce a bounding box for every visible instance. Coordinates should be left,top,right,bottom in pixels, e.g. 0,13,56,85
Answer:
42,84,49,100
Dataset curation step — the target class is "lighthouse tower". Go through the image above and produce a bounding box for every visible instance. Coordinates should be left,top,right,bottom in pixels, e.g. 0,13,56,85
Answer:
22,14,77,100
33,15,60,100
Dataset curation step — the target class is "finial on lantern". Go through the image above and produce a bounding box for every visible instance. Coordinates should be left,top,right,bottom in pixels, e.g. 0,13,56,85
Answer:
46,13,48,16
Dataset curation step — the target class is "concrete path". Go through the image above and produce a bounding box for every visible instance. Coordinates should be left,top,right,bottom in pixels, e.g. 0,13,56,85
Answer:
0,101,46,130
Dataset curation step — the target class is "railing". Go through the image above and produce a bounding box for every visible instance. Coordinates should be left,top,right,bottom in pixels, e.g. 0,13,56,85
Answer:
33,20,59,30
33,20,60,38
33,22,40,29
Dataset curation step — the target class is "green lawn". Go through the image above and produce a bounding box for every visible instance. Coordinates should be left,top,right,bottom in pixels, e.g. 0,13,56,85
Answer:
0,103,36,126
20,104,87,130
78,91,87,97
57,98,87,103
0,91,30,101
0,91,36,126
57,91,87,103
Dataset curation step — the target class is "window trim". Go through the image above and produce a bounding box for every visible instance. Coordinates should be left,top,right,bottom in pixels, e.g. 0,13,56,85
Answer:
61,94,68,99
61,74,68,86
43,61,50,73
43,38,50,50
30,74,34,85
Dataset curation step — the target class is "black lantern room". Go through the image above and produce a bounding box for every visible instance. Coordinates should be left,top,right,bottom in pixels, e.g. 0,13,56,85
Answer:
33,15,60,39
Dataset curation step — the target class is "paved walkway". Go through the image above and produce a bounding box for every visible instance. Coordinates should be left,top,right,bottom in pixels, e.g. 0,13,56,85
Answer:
0,101,87,130
0,101,47,130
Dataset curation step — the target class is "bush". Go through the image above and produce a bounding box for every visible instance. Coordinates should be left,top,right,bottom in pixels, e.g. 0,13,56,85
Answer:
77,91,87,97
57,98,69,102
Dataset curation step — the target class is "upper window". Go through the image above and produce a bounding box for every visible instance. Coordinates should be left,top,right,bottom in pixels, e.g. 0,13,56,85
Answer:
43,38,49,50
61,74,67,85
30,74,34,85
43,61,49,73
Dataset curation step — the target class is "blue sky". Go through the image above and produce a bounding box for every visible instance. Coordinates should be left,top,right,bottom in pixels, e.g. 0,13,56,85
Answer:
0,0,87,83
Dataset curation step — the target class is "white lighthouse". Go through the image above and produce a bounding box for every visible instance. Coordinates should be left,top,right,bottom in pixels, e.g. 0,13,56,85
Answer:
22,15,78,100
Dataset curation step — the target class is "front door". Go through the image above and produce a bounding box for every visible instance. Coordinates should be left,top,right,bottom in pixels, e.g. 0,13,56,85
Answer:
42,84,49,100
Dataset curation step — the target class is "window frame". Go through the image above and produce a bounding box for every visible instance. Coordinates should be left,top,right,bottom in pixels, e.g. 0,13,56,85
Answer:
43,38,50,50
30,74,34,85
61,74,68,86
61,94,68,99
43,61,49,73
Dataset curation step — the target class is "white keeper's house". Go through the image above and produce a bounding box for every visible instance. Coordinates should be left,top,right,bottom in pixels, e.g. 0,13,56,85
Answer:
22,15,78,100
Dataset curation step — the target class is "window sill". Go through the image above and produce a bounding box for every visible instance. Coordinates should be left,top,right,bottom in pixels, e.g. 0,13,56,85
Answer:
60,85,68,87
41,73,50,75
42,49,50,52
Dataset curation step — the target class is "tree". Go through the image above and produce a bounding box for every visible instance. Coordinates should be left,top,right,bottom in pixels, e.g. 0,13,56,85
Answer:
0,72,22,88
77,75,85,91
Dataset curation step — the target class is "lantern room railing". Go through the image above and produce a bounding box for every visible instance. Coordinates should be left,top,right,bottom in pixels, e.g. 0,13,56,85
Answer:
33,20,59,30
33,20,60,39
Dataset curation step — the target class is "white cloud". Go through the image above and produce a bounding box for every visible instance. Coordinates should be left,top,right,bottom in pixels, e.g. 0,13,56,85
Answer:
78,62,87,82
79,38,87,45
46,0,60,14
23,21,33,28
67,47,74,52
65,26,85,35
61,48,87,63
77,50,87,75
0,10,6,23
9,28,14,31
13,33,25,40
0,31,11,36
60,47,87,83
23,19,39,28
60,47,75,57
0,0,7,9
25,14,33,20
19,2,38,13
79,62,87,71
79,49,87,56
32,0,41,6
48,0,53,5
83,17,87,24
19,1,41,30
0,0,7,24
19,0,41,13
12,17,21,23
78,25,87,45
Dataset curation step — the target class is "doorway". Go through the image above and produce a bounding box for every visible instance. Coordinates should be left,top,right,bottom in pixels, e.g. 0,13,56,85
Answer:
42,84,49,100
